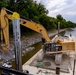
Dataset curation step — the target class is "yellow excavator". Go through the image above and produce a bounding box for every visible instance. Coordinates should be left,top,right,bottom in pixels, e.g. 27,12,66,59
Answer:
0,8,75,64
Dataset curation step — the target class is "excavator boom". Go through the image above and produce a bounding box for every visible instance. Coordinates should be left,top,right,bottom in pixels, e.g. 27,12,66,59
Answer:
0,8,50,51
7,14,51,42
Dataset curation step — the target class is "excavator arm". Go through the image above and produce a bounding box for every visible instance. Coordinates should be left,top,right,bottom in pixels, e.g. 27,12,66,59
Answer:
0,8,9,51
0,7,50,51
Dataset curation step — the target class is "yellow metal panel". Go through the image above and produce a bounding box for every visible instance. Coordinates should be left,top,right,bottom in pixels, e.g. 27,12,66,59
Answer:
59,42,75,51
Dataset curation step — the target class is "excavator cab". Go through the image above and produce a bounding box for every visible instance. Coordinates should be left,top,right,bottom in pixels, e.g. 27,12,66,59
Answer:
43,42,62,53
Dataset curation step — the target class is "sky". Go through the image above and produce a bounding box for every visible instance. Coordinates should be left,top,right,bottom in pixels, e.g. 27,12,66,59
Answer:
34,0,76,23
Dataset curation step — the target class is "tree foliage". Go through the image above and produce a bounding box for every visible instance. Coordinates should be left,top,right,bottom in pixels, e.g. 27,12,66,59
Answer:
0,0,76,34
0,0,8,9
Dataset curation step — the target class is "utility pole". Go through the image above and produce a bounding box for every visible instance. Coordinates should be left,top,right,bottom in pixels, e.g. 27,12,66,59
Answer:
12,12,22,71
58,22,60,35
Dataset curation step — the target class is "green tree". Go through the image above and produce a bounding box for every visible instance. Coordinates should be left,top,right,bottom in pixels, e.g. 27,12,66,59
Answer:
0,0,8,9
56,14,63,21
49,19,57,29
1,0,76,35
67,21,76,28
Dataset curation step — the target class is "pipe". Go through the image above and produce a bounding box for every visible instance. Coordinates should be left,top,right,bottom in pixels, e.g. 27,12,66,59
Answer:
56,67,60,75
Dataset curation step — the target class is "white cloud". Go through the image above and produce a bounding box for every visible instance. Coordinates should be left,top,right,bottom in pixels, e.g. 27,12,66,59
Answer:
34,0,76,23
66,11,76,16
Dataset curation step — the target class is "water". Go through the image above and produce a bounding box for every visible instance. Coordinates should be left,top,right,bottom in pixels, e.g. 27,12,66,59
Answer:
65,28,76,36
12,42,42,68
12,28,76,69
65,28,76,43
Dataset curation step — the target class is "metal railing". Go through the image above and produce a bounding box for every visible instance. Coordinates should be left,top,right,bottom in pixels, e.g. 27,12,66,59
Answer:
0,66,32,75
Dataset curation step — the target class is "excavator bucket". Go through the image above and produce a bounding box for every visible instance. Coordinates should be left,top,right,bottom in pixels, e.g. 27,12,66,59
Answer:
1,50,13,61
